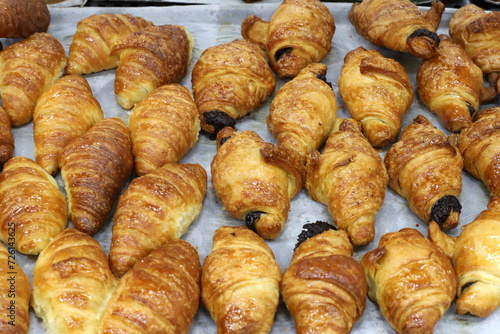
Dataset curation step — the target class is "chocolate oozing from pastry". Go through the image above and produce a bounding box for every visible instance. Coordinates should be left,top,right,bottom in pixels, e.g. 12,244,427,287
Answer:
466,101,476,116
274,47,293,62
218,136,232,146
245,211,264,232
461,281,477,293
316,72,333,88
431,195,462,228
409,29,440,46
295,220,336,250
203,111,236,134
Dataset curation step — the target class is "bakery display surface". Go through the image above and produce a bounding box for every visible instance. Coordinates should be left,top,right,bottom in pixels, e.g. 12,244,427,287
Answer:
1,2,500,333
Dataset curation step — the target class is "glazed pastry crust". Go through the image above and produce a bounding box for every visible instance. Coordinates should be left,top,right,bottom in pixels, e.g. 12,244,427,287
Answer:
100,240,201,334
0,156,67,255
0,0,50,38
201,226,281,334
241,0,335,79
109,162,207,278
338,46,414,147
0,107,13,169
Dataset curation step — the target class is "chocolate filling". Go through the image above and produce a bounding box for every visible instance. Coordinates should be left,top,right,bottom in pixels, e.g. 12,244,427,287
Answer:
295,221,336,250
430,195,462,228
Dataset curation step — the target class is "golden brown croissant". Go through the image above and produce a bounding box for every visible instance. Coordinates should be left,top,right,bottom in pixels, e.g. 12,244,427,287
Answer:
100,239,201,334
31,228,117,334
211,127,306,239
361,228,457,333
281,221,367,334
33,74,104,176
0,0,50,38
338,46,414,147
384,114,463,230
65,13,152,75
0,32,66,126
128,84,200,176
0,242,30,334
417,34,495,133
111,24,194,109
59,117,133,235
0,156,67,255
266,62,337,164
241,0,335,79
349,0,445,59
201,225,281,333
449,4,500,94
0,107,13,169
305,118,388,246
191,39,276,134
109,162,207,278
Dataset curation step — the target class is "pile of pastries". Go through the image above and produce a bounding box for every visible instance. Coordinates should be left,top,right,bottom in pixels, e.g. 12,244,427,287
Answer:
0,0,500,333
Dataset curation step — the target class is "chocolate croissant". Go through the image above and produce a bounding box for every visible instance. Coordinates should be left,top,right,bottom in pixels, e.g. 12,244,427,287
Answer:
31,228,117,334
266,62,337,164
59,117,133,235
349,0,445,59
241,0,335,79
0,32,66,126
0,107,13,169
338,46,414,147
33,74,104,176
109,162,207,278
128,84,200,177
65,13,152,75
0,156,67,255
306,118,388,246
0,0,50,38
202,226,281,334
211,127,306,239
361,228,457,333
384,114,463,230
191,39,276,134
281,221,367,334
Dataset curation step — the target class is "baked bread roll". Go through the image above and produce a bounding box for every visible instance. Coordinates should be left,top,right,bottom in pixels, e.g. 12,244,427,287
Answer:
33,74,104,176
202,226,281,333
349,0,445,59
109,162,207,278
241,0,335,79
266,62,337,164
59,117,133,235
0,107,13,169
281,221,367,334
0,156,67,255
128,84,200,177
306,118,388,246
191,39,276,134
384,114,463,230
211,127,305,239
111,24,194,109
31,228,117,334
0,32,66,126
65,13,152,75
338,46,413,147
0,0,50,38
361,228,457,333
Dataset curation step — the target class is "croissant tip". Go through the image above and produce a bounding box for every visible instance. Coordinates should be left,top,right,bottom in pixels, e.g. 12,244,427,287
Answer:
295,221,336,250
430,195,462,230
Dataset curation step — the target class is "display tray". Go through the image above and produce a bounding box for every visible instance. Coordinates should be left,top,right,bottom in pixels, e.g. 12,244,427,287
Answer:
2,3,499,333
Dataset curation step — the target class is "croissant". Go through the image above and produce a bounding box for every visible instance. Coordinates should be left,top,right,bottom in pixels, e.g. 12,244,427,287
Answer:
241,0,335,79
449,4,500,94
0,242,30,334
65,13,152,75
384,114,463,230
109,162,207,278
361,228,457,333
128,84,200,176
59,117,133,235
417,34,495,133
31,228,117,334
191,39,276,134
266,62,337,164
0,0,50,38
211,127,306,239
0,32,66,126
349,0,445,59
201,225,281,333
100,239,200,333
0,156,67,255
305,118,388,246
33,74,104,176
111,24,194,109
338,46,414,147
281,221,367,334
0,107,13,169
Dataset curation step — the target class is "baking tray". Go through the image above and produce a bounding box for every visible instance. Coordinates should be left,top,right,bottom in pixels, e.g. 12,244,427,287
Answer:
2,3,499,333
